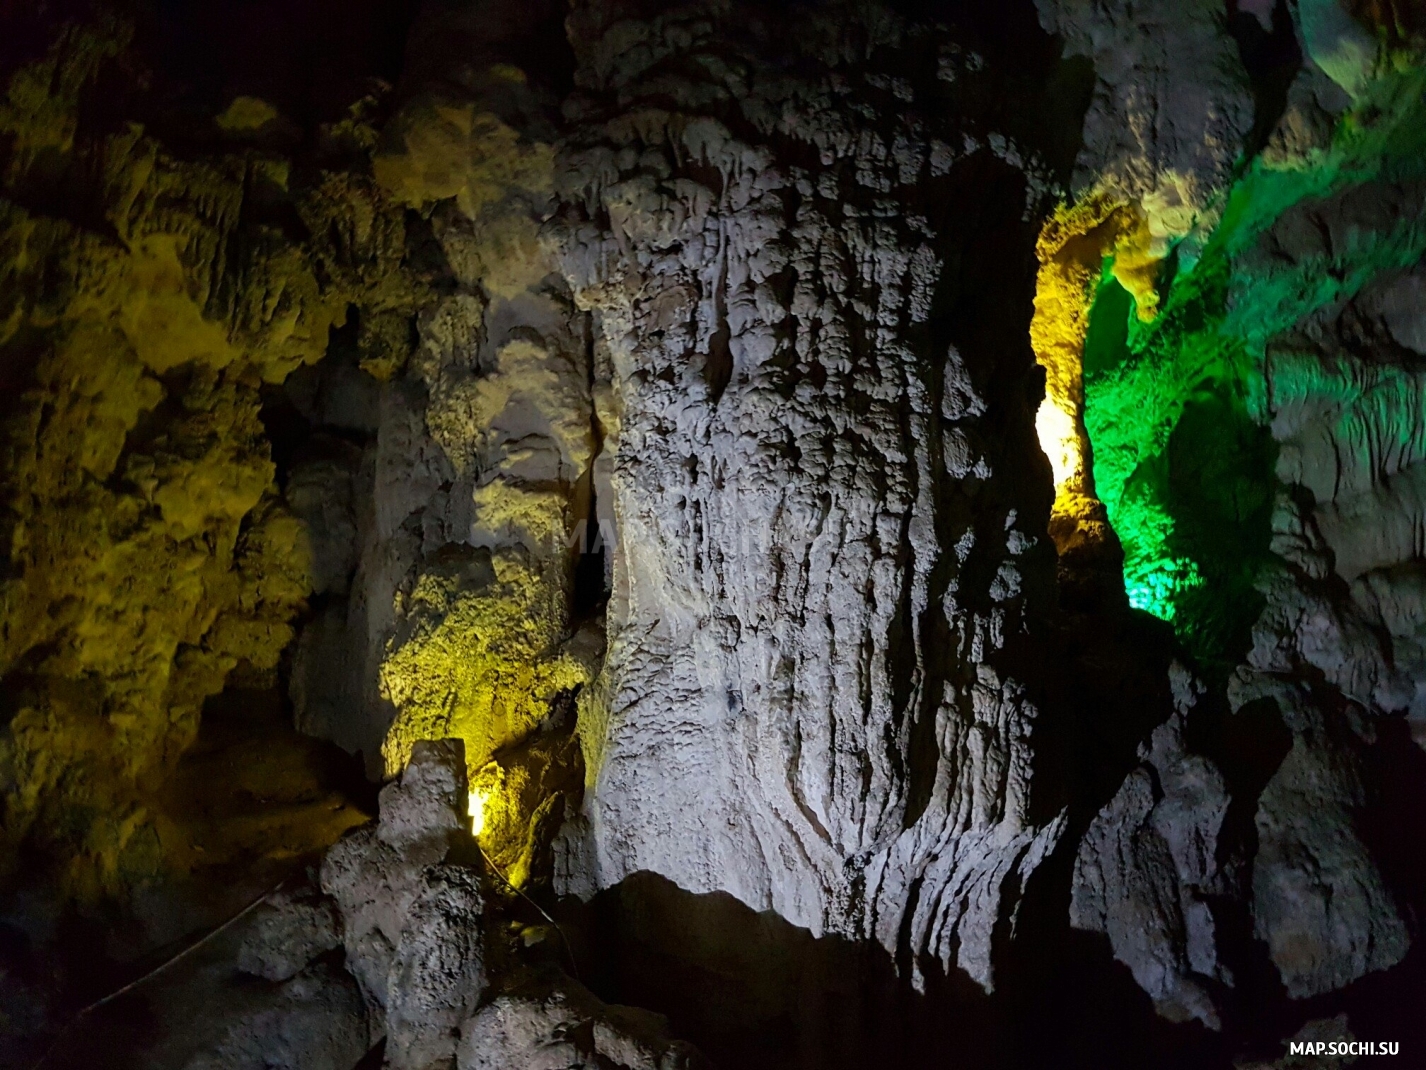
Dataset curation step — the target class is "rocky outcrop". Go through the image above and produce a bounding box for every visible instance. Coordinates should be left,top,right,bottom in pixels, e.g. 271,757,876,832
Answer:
7,2,1426,1067
1026,0,1255,613
283,0,603,881
127,738,712,1070
459,968,710,1070
1071,668,1235,1028
321,738,486,1051
236,879,344,983
385,865,487,1070
1056,0,1426,1026
1035,0,1254,248
1229,145,1426,998
1294,0,1382,98
1243,681,1408,999
0,14,424,914
181,961,371,1070
550,0,1065,991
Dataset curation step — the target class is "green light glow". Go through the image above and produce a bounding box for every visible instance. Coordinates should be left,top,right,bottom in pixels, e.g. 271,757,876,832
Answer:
1079,65,1426,667
1124,559,1203,621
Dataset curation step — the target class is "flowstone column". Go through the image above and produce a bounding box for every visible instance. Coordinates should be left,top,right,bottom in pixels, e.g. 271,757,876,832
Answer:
552,0,1066,989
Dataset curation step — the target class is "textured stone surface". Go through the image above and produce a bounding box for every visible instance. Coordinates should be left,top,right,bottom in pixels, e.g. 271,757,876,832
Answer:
292,0,603,868
1233,161,1426,997
0,11,427,916
1295,0,1381,97
1235,1014,1361,1068
235,877,343,983
52,892,373,1070
1232,677,1409,999
1071,672,1234,1028
181,961,370,1070
550,0,1065,991
8,2,1426,1066
458,969,709,1070
287,450,361,597
385,866,487,1070
1034,0,1254,246
1261,67,1352,170
321,740,475,1024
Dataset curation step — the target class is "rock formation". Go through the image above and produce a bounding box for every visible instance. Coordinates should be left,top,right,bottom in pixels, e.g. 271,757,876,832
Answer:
1071,667,1236,1028
4,0,1426,1067
548,0,1066,992
460,967,711,1070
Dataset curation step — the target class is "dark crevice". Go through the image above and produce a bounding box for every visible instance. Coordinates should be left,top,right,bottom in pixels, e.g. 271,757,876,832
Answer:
1228,0,1304,159
704,242,734,404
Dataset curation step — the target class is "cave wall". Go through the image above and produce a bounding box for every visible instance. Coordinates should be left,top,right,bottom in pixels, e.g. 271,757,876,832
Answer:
1049,0,1426,1034
542,0,1068,991
0,17,422,907
3,0,1426,1067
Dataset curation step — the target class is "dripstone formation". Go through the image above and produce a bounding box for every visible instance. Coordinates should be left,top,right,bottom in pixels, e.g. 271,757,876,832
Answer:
3,0,1426,1068
548,0,1065,990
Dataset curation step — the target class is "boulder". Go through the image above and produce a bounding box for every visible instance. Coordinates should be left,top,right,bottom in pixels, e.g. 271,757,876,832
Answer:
458,969,709,1070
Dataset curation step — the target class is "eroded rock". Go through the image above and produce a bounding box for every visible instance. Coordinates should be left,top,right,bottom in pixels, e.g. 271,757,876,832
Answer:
551,0,1065,992
182,961,370,1070
458,969,710,1070
321,739,483,1033
1240,679,1409,998
1071,679,1234,1028
386,866,487,1070
1035,0,1253,245
235,876,343,984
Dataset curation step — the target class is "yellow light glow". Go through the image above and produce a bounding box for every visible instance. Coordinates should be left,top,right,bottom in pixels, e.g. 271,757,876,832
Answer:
468,788,490,837
1035,399,1082,490
1029,193,1155,509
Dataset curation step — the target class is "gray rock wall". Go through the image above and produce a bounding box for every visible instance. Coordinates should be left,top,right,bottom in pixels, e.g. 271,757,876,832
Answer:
548,0,1066,991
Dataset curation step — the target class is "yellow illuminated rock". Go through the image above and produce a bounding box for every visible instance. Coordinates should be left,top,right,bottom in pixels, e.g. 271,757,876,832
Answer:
374,99,554,221
369,54,591,893
1030,191,1159,525
0,23,419,905
215,96,282,134
468,786,490,837
380,552,590,777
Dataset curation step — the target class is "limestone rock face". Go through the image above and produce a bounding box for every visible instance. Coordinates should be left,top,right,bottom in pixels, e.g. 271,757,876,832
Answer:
287,451,362,597
236,878,344,984
1070,682,1235,1028
0,10,435,921
1057,0,1426,1017
1261,66,1352,170
1238,678,1409,999
62,740,491,1070
1034,0,1254,244
550,0,1065,990
291,2,604,862
181,961,371,1070
0,24,324,903
1295,0,1381,97
458,970,710,1070
1229,167,1426,998
1153,183,1419,1022
385,866,488,1070
1236,1014,1361,1069
10,2,1426,1066
321,739,486,1041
